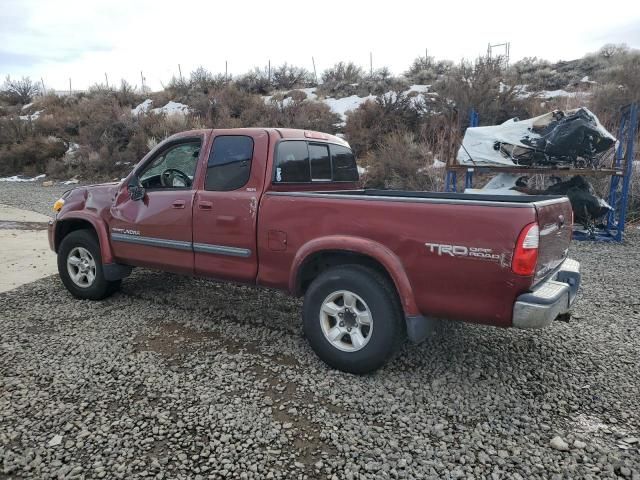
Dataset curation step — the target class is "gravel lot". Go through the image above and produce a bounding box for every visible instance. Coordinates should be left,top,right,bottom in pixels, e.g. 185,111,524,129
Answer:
1,183,640,479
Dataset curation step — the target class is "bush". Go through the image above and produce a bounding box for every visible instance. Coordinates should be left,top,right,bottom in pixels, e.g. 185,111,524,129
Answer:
1,76,41,105
0,136,67,176
362,132,443,191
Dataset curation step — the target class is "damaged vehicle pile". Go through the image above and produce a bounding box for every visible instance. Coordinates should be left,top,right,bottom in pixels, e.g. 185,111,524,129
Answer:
459,107,618,229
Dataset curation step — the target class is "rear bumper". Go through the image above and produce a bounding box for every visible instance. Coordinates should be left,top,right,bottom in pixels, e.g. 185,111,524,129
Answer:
512,258,581,329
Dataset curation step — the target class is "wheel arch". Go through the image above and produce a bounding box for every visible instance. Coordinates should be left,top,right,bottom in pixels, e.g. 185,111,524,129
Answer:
55,214,114,264
290,236,420,317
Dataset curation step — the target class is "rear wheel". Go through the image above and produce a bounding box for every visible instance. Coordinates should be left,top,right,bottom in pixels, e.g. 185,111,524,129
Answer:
57,230,120,300
303,265,404,374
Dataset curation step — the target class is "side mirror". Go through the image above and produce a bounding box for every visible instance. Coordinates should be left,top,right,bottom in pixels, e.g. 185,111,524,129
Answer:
128,176,145,201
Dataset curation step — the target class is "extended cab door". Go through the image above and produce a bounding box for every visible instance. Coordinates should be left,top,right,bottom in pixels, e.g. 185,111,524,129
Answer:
110,137,204,274
192,130,269,282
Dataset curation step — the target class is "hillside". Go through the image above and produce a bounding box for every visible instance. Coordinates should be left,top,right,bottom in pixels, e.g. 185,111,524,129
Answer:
1,44,638,216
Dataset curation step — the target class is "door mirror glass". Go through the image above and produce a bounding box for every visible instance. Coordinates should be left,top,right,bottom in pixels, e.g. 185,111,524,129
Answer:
128,176,145,201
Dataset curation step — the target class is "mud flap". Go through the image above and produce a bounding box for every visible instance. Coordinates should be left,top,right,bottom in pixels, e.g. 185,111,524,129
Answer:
405,315,439,344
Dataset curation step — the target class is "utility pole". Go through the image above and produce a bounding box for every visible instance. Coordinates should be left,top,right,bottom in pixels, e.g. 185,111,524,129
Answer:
370,52,373,76
312,56,318,84
105,73,109,88
40,77,45,95
268,59,271,84
140,71,145,92
178,64,183,81
69,78,72,96
225,60,228,82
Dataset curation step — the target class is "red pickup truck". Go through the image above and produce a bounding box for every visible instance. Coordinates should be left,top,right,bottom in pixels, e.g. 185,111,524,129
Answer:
49,128,581,373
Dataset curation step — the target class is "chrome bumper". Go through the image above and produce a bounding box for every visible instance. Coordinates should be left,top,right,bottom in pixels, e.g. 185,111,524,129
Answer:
512,258,581,329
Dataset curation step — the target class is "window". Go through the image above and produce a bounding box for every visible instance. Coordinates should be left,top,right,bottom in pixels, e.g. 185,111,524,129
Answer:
274,140,359,183
330,144,358,181
309,144,331,181
205,136,254,191
275,141,310,182
139,140,201,189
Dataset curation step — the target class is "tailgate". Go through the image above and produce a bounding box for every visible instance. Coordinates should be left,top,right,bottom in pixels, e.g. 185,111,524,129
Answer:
533,197,573,284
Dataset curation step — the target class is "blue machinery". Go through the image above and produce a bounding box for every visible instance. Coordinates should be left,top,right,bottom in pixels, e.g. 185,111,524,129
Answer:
445,104,638,242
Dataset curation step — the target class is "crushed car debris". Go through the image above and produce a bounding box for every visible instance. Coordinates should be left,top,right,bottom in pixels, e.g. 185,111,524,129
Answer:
458,108,616,167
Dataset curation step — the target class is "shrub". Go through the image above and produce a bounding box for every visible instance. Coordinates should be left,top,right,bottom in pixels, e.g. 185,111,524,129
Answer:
1,76,41,105
271,63,314,90
0,136,67,175
362,132,443,191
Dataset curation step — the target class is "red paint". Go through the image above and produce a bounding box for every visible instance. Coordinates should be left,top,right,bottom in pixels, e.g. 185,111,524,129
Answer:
50,128,574,328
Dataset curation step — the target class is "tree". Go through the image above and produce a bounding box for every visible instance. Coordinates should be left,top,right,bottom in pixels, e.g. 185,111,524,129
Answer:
1,76,41,105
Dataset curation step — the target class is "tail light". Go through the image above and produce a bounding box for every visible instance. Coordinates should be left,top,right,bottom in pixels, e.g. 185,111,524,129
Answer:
512,223,539,276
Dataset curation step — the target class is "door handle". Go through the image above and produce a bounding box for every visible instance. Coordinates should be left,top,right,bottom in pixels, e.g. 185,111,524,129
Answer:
198,201,213,210
172,200,186,209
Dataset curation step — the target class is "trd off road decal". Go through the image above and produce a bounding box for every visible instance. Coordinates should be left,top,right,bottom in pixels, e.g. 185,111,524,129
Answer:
112,227,140,236
425,242,503,263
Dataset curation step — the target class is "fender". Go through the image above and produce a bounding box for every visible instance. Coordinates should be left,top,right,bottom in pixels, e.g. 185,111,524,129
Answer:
55,211,114,264
289,235,420,317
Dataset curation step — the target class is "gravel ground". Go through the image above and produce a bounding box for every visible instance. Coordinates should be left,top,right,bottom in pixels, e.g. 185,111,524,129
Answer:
1,186,640,479
0,181,86,217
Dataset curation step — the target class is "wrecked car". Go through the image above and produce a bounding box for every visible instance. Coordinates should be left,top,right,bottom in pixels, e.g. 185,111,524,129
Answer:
458,108,616,167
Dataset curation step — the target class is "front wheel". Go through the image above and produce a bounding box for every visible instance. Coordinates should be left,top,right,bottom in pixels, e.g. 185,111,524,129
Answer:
303,265,404,374
57,230,120,300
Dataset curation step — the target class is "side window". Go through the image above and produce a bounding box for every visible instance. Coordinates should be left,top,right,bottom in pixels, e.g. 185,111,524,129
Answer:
139,140,201,189
275,141,310,182
309,143,331,181
205,136,254,191
331,144,359,181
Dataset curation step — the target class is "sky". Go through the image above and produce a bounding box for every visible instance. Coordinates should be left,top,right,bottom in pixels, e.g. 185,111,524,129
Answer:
2,0,640,92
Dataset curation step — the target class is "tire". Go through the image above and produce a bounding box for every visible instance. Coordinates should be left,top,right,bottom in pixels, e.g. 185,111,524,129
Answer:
303,265,405,374
57,229,121,300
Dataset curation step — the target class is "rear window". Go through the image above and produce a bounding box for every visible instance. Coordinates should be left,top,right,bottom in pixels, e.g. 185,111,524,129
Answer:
330,144,358,181
275,140,358,183
205,136,253,191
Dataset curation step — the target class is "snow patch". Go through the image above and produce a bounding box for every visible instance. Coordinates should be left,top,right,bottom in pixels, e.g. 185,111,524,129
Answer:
0,174,46,182
132,99,153,115
19,110,42,121
324,94,375,120
152,101,190,116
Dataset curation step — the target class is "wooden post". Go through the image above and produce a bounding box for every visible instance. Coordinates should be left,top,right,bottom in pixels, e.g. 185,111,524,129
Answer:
312,56,317,84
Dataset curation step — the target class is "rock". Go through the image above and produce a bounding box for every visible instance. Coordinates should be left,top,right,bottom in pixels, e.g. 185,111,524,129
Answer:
573,440,587,449
550,436,569,451
42,181,54,187
48,434,63,447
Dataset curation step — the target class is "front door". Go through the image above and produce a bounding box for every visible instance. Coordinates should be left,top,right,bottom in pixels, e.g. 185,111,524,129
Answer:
193,131,268,283
110,138,203,274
